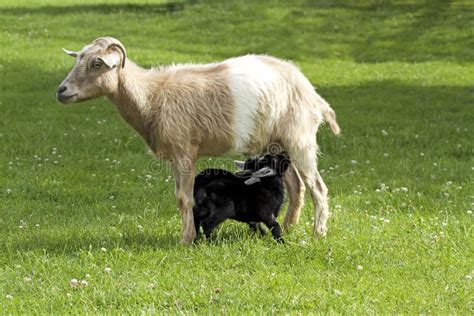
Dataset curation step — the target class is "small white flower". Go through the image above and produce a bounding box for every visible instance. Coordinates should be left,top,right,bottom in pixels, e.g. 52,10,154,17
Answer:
24,276,32,282
466,275,472,280
420,152,425,156
100,247,107,252
383,153,389,157
149,282,156,289
130,169,135,172
6,188,12,194
104,267,112,273
351,160,357,165
384,219,390,223
356,265,363,271
80,280,88,286
5,294,13,300
35,224,40,228
400,187,408,193
467,210,472,214
85,274,91,278
381,130,388,136
333,289,342,296
70,278,79,287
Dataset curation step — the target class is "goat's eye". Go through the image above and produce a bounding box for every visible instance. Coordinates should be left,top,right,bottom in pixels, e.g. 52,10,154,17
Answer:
92,60,102,68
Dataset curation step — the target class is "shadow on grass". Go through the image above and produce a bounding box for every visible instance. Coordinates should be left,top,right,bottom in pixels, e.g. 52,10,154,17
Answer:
0,1,193,15
3,230,180,254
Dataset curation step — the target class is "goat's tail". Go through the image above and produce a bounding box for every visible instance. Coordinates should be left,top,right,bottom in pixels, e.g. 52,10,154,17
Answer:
316,94,341,135
323,108,341,135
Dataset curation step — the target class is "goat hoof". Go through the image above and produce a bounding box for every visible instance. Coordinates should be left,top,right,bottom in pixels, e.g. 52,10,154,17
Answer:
314,225,328,238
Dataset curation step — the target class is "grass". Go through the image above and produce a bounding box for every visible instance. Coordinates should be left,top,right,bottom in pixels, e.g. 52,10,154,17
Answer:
0,0,473,313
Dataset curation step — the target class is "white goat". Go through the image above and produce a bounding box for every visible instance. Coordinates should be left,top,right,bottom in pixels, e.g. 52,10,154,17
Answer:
57,37,340,245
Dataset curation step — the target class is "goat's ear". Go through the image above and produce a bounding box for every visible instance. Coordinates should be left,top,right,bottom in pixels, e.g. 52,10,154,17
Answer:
98,52,121,69
62,48,78,57
244,167,276,185
234,160,246,170
244,177,261,185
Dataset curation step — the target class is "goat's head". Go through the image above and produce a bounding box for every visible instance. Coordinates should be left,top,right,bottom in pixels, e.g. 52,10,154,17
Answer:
235,153,291,185
56,37,127,104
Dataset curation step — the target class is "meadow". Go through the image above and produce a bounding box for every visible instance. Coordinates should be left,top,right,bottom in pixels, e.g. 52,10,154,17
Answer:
0,0,473,313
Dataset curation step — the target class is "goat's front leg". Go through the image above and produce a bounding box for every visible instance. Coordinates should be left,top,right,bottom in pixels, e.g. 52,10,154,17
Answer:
173,156,197,245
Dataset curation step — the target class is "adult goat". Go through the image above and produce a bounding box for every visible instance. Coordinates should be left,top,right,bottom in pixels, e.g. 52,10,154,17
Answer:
56,37,340,245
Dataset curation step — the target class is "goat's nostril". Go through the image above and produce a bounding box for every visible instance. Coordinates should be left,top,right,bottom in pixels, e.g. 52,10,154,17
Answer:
57,86,67,94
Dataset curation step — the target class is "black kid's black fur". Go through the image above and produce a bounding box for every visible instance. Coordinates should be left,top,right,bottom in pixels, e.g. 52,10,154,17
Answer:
193,153,290,243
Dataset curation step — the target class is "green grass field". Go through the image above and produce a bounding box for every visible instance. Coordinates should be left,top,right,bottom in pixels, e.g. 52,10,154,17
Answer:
1,0,473,313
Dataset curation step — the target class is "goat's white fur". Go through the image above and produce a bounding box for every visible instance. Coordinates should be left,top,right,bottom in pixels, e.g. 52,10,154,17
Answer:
224,55,279,153
57,37,340,245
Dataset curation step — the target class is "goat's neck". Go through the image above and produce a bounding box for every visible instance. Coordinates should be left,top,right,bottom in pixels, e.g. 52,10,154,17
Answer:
107,61,154,146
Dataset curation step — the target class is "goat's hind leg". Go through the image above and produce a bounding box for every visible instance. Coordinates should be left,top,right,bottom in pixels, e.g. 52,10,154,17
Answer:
283,164,305,229
293,147,330,237
260,213,284,243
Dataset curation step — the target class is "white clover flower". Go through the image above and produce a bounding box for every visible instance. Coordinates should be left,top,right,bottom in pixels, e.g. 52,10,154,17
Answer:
70,278,79,287
24,276,32,282
351,160,357,165
356,265,363,271
5,294,13,300
383,153,389,157
80,280,88,286
6,188,12,194
381,130,388,136
104,267,112,273
100,247,107,252
333,289,342,296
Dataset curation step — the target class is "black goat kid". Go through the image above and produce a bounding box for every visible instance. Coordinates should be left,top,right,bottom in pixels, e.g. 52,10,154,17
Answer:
193,153,290,243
